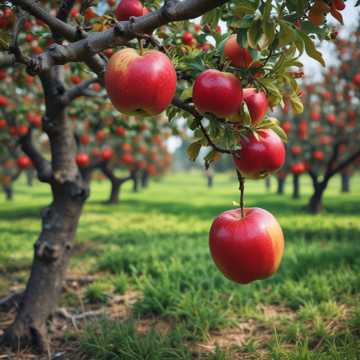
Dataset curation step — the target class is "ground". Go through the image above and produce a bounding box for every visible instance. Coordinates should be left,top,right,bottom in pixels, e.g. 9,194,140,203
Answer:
0,171,359,359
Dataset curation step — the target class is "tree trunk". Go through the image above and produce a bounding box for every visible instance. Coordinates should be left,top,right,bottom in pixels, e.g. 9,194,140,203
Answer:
2,185,87,353
107,180,121,204
265,177,271,191
26,168,34,187
132,172,139,193
308,184,326,214
277,177,285,195
292,174,300,199
3,185,13,201
141,170,149,188
207,175,213,188
341,172,350,193
1,68,89,353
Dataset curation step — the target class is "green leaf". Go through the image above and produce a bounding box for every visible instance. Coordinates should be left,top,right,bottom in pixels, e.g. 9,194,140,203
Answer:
297,30,325,66
187,140,202,161
289,93,304,114
271,125,288,143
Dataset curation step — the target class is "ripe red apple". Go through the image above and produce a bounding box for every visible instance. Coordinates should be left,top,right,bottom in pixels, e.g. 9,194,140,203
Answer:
105,48,177,116
242,88,268,124
193,69,243,118
313,150,324,161
233,129,286,179
291,162,306,175
326,113,336,124
310,111,321,121
115,0,144,21
101,148,113,161
182,31,193,45
209,207,284,284
17,155,32,169
17,124,29,137
0,118,6,129
80,134,90,145
121,153,134,165
0,95,9,107
352,72,360,87
281,121,292,134
115,126,126,136
224,35,253,68
27,113,42,128
291,145,302,156
76,153,90,167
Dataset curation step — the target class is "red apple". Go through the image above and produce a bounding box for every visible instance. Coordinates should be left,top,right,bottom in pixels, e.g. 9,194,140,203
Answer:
313,150,324,161
80,134,90,145
242,88,268,124
105,48,176,116
291,162,306,175
17,124,29,136
182,31,193,45
76,153,90,167
0,118,6,129
310,111,321,121
233,129,286,179
115,126,126,136
224,35,253,68
291,145,302,156
281,121,292,134
209,207,284,284
352,72,360,87
0,95,9,107
121,153,134,164
115,0,144,21
192,69,243,118
17,155,32,169
101,148,113,161
326,113,336,124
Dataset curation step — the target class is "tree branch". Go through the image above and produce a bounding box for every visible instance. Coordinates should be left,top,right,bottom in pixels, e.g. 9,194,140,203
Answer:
61,78,99,106
17,0,229,74
172,97,233,154
19,128,52,183
0,53,16,67
326,148,360,179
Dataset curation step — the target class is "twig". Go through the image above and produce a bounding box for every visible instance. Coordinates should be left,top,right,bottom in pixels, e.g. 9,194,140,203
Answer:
236,170,245,218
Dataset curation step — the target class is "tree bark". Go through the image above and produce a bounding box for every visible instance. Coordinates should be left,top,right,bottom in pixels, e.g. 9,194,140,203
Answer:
1,68,89,353
132,171,139,193
277,177,285,195
308,183,326,214
107,179,121,204
3,185,13,201
341,172,350,193
141,170,149,188
265,176,271,191
26,168,34,186
292,174,300,199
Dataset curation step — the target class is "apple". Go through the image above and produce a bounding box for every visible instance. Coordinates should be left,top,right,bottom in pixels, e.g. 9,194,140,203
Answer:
326,113,336,124
281,121,292,134
209,207,284,284
291,145,302,156
182,31,193,46
115,0,144,21
310,111,321,121
17,155,32,169
80,134,90,145
27,113,42,128
313,150,324,161
105,48,177,116
291,162,306,175
115,126,126,136
96,129,106,142
233,129,286,179
352,72,360,87
192,69,243,118
76,153,90,167
101,148,113,161
17,124,29,137
0,118,6,129
224,35,253,68
0,95,9,107
242,88,268,124
121,153,134,164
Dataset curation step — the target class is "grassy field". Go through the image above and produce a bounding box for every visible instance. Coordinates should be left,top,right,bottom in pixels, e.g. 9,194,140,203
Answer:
0,172,360,359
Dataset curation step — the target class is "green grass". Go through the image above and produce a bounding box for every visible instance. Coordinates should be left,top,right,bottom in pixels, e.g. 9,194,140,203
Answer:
1,171,360,359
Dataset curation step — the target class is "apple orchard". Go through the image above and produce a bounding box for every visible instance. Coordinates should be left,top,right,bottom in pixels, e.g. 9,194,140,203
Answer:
0,0,359,353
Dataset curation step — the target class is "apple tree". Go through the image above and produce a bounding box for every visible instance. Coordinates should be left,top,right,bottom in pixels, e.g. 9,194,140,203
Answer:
0,0,352,352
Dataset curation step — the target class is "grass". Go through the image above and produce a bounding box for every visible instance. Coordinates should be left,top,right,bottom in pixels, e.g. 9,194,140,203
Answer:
1,171,360,359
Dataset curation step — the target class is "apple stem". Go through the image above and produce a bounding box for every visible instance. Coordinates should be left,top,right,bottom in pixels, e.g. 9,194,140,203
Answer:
236,170,245,218
138,38,144,55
